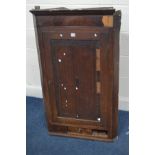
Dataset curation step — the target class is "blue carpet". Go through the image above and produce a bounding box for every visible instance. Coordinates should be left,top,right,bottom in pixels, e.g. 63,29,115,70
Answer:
26,96,129,155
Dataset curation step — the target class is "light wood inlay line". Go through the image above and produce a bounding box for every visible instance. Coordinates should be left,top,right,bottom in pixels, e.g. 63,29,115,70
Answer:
96,48,100,71
96,82,101,94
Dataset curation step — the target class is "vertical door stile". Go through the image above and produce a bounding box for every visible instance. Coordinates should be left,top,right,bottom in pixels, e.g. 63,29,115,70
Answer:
71,45,79,119
96,48,101,121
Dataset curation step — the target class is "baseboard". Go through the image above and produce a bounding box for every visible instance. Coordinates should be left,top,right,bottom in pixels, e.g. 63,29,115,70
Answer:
119,96,129,111
26,85,129,111
26,85,43,98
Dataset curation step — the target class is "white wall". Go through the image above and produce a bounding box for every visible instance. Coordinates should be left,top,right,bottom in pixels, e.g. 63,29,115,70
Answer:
26,0,129,111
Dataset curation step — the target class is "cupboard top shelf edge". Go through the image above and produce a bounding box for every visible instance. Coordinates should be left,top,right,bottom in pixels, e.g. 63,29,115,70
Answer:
30,7,116,16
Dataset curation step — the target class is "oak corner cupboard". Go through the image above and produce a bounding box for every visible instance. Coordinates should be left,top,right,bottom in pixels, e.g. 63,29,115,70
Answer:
30,7,121,141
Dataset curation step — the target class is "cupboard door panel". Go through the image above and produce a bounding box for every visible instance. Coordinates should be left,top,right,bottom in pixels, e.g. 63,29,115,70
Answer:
51,42,76,118
42,30,110,130
51,40,101,121
71,41,98,120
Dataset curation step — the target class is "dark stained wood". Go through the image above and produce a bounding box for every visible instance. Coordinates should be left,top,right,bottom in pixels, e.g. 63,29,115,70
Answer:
30,7,115,16
36,15,105,27
30,7,121,141
70,41,97,120
111,10,121,138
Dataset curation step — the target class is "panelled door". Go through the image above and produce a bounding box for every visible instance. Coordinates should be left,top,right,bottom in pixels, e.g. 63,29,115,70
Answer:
51,40,98,120
42,27,110,130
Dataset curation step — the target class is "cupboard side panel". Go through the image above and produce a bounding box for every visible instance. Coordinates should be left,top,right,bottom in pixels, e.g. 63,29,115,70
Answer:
32,15,53,129
100,32,112,131
106,29,115,138
111,11,121,138
41,34,60,123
